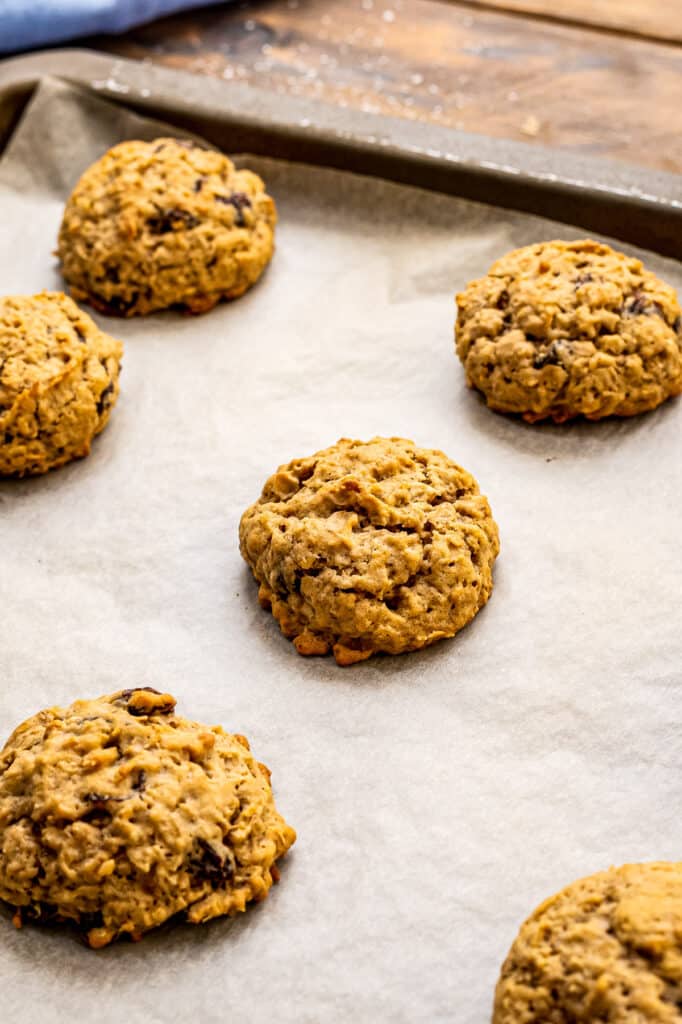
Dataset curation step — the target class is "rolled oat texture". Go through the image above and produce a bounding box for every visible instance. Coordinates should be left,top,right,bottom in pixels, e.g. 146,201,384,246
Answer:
57,137,276,316
0,688,296,947
494,862,682,1023
240,436,499,666
0,291,122,476
456,239,682,422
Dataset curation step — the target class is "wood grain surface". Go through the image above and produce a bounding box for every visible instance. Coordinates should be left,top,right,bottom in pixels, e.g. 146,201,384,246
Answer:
463,0,682,44
93,0,682,176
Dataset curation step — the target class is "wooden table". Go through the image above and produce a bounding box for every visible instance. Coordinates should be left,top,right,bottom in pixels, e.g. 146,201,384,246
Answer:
92,0,682,176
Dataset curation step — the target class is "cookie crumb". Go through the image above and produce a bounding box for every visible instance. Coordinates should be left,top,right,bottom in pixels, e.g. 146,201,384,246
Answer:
520,114,541,136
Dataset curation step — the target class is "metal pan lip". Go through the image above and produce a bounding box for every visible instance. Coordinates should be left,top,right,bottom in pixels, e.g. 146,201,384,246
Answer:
1,48,681,259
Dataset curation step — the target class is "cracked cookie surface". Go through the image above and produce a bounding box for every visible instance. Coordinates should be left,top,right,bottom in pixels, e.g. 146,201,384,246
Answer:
0,688,296,947
456,239,682,422
239,436,499,666
57,137,276,316
494,862,682,1023
0,292,122,476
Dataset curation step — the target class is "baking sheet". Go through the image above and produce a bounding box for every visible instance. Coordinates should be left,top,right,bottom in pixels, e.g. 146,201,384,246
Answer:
5,49,682,260
1,78,681,1024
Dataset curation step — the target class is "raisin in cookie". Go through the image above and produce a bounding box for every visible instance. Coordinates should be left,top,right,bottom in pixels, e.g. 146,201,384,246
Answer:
239,436,499,666
494,862,682,1023
456,239,682,423
57,138,276,316
0,688,295,947
0,292,122,476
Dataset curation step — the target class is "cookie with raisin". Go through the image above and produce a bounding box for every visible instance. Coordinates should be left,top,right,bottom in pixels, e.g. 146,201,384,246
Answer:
57,138,276,316
0,689,295,947
0,291,122,476
239,436,499,666
456,239,682,422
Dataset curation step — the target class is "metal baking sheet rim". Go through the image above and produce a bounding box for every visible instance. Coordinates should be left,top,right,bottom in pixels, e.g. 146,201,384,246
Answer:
0,47,681,259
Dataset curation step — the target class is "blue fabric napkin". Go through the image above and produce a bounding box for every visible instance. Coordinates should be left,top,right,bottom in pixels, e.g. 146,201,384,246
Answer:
0,0,227,54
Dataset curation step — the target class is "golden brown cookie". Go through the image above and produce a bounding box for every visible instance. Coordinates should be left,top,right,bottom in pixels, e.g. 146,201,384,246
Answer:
57,138,276,316
0,292,122,476
0,688,296,947
456,239,682,423
493,862,682,1023
239,436,499,666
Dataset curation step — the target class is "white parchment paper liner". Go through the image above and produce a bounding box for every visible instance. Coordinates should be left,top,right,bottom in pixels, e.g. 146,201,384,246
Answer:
0,79,680,1024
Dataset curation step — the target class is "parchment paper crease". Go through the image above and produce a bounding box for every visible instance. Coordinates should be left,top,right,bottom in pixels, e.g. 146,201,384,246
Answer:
0,79,680,1024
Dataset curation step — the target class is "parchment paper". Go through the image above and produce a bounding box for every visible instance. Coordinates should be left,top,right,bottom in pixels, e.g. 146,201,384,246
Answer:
1,79,680,1024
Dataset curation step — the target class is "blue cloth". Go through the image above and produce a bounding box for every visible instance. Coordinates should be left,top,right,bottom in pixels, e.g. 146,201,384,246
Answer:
0,1,227,54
